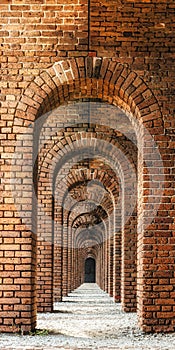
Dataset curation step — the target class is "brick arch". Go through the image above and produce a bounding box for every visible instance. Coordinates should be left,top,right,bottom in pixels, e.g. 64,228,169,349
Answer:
37,132,132,238
67,199,111,224
66,200,109,244
37,134,135,236
71,211,106,229
7,57,169,334
35,106,137,308
61,210,107,298
14,56,162,130
75,225,104,247
67,202,109,250
53,162,120,301
75,240,100,288
37,126,133,305
47,136,137,308
71,215,108,291
38,128,137,187
57,161,121,204
62,182,115,217
82,248,98,261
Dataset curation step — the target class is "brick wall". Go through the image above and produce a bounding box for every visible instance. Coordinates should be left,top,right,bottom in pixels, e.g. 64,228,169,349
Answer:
0,0,175,333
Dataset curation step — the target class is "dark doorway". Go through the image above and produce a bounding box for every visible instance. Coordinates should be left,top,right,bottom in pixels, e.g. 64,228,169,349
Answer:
84,258,96,283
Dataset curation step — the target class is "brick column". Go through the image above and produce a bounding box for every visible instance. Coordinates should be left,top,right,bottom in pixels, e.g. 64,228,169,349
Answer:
121,213,137,312
137,132,175,332
52,199,62,302
62,218,68,297
0,129,37,332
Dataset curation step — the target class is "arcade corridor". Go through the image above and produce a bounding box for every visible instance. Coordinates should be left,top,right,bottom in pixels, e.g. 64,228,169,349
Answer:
1,0,175,337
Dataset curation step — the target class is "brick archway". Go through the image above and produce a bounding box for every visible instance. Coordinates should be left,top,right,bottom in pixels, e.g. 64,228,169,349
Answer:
37,127,137,310
2,56,171,334
14,56,162,127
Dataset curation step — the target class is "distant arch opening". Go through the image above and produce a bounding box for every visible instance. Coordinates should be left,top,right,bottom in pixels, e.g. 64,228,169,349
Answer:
84,258,96,283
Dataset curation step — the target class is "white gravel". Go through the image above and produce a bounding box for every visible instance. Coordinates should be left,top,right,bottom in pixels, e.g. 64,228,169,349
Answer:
0,283,175,349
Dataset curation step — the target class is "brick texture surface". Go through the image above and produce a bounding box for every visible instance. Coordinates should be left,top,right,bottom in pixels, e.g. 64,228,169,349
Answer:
0,0,175,334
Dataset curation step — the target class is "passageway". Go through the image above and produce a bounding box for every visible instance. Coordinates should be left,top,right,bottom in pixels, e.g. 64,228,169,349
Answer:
1,0,175,337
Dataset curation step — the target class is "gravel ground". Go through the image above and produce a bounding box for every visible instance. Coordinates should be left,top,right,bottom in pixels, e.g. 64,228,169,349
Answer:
0,283,175,350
